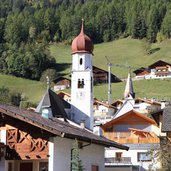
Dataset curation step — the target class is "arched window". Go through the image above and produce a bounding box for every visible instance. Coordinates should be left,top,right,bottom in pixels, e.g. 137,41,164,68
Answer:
80,58,83,65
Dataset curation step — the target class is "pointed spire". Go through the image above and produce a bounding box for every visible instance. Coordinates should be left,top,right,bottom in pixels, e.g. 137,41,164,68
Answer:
124,72,135,99
80,18,84,34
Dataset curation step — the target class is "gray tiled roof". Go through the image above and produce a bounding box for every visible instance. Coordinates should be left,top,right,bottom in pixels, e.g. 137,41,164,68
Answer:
162,107,171,132
0,104,129,150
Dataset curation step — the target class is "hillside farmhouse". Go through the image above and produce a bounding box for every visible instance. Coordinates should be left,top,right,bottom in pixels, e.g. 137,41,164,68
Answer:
53,76,71,91
93,66,121,84
101,109,161,171
133,60,171,79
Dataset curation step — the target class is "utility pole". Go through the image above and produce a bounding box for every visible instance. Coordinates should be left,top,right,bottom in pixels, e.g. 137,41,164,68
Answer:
105,56,112,105
108,63,112,105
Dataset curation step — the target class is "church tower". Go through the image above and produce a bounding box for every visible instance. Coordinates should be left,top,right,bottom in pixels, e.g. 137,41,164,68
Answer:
71,19,94,130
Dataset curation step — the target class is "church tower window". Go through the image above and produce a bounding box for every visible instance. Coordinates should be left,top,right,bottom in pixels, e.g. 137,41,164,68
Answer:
78,79,84,88
80,58,83,65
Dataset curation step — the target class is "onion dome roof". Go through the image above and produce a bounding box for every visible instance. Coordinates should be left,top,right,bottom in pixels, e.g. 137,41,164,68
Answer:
71,19,94,54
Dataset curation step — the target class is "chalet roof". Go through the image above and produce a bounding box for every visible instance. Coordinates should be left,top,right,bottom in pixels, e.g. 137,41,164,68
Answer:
133,67,149,75
93,66,121,82
162,107,171,132
148,60,171,69
36,89,70,119
94,99,116,109
101,110,156,129
57,91,71,98
135,98,161,106
0,104,128,150
53,76,71,84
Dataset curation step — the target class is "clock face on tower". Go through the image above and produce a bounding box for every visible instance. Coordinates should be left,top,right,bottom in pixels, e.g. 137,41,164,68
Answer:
77,91,85,100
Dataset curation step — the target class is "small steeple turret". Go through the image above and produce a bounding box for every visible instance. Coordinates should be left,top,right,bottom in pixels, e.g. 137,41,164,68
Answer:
124,72,135,99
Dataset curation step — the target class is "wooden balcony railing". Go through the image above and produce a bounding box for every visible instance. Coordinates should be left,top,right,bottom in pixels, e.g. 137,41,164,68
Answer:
105,157,132,164
103,132,160,144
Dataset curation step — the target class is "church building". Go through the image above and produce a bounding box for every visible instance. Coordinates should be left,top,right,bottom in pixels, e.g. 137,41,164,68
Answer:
0,20,128,171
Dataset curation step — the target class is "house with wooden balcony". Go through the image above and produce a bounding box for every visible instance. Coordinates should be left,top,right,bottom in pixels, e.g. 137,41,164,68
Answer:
101,110,161,171
133,60,171,80
0,89,128,171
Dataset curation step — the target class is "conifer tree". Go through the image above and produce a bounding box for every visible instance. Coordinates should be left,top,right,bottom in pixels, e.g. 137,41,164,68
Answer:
71,139,84,171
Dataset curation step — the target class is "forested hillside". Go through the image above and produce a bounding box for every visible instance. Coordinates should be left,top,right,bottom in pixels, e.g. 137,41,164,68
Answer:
1,0,171,80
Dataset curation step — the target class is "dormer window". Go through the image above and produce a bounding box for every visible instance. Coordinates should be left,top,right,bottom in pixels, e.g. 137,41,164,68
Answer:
41,108,52,119
80,58,83,65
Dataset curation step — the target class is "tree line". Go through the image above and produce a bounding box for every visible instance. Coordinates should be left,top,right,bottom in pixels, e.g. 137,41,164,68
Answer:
1,0,171,80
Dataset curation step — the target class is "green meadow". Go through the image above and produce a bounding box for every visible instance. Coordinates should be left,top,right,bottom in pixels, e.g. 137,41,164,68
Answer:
50,38,171,78
2,38,171,104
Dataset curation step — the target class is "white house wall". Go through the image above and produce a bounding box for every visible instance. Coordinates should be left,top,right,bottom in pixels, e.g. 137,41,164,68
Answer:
0,130,6,171
49,137,72,171
105,148,160,171
49,136,105,171
80,143,105,171
94,106,114,116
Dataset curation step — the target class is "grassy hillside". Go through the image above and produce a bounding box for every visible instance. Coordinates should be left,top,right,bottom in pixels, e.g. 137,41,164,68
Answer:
49,38,171,102
50,38,171,78
2,38,171,104
0,74,46,104
2,73,171,104
94,79,171,102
